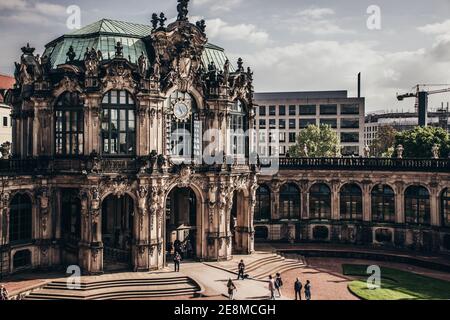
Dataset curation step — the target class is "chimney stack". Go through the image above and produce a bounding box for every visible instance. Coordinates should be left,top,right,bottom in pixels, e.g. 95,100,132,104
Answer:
357,72,361,98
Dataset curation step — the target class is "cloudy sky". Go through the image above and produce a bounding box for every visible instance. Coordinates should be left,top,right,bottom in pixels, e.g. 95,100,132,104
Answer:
1,0,450,112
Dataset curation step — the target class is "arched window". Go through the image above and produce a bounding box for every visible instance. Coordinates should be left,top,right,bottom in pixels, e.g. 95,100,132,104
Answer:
9,194,32,243
405,186,430,225
279,183,300,219
229,100,247,157
255,185,271,220
441,189,450,227
55,92,84,156
166,91,200,161
371,185,395,222
309,183,331,220
101,90,136,155
340,184,362,220
61,189,81,244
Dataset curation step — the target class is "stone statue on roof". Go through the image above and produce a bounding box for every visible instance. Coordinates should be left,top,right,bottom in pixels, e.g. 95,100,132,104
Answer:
138,51,148,78
177,0,189,21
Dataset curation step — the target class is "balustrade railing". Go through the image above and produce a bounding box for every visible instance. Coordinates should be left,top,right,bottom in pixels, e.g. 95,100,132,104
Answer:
262,157,450,172
0,157,448,175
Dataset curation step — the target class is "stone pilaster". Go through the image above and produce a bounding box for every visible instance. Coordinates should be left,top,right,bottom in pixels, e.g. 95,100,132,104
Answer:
331,180,340,220
362,181,372,222
394,181,405,224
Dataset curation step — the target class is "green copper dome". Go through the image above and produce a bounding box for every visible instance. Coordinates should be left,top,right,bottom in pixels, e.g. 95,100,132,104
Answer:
43,18,233,71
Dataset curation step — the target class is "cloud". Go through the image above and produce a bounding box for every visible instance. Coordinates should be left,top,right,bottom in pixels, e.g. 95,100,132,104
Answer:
0,0,27,11
418,20,450,35
206,18,270,45
418,20,450,62
286,6,354,35
193,0,242,12
297,7,335,19
0,0,67,25
237,36,450,111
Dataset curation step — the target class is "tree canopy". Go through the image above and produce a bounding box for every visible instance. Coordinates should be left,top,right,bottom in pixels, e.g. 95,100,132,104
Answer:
370,125,396,157
394,126,450,158
288,124,340,157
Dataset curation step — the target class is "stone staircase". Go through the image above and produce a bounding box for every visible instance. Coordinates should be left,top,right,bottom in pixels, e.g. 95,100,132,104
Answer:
24,274,201,300
207,252,306,281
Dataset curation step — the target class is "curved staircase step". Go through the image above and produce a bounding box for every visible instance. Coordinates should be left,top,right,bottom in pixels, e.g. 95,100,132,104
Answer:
23,275,201,300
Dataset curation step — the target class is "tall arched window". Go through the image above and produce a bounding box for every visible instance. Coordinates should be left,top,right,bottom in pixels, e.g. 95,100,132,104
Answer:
101,90,136,155
371,185,395,222
405,186,430,225
340,184,362,220
9,193,32,243
255,185,271,220
441,189,450,227
229,100,247,157
55,92,84,156
166,91,200,161
61,189,81,244
279,183,301,220
309,183,331,220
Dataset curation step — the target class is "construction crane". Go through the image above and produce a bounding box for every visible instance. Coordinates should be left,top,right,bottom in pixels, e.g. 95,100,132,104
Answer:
397,84,450,127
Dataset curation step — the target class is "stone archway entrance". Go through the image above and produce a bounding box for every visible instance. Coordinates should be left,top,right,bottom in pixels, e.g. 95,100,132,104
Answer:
102,194,134,271
166,187,198,260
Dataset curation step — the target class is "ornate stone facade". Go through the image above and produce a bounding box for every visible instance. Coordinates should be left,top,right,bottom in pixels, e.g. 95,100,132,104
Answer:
1,1,257,276
256,161,450,253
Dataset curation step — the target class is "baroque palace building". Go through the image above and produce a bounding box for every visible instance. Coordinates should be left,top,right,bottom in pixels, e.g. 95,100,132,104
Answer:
1,1,258,276
1,1,450,278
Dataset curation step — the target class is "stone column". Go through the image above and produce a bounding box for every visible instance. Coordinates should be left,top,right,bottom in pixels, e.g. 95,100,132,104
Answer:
87,187,102,274
429,183,440,226
300,180,309,219
394,181,405,224
134,185,150,271
271,180,281,220
362,181,372,222
331,180,340,220
37,186,51,268
77,190,90,272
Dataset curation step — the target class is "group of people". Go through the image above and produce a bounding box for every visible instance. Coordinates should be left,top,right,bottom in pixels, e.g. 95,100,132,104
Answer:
227,260,312,301
167,238,195,272
268,273,284,299
294,278,311,301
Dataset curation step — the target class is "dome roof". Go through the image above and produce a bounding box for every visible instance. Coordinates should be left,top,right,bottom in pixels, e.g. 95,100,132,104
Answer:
43,18,233,72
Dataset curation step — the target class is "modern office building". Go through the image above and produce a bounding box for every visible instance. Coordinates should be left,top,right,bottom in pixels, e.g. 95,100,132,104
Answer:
364,107,450,146
254,91,365,157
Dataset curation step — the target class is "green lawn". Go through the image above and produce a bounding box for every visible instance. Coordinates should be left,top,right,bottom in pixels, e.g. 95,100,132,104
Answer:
343,264,450,300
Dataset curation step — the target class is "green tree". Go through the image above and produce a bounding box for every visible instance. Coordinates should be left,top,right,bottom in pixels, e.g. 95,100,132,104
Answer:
288,124,340,157
394,126,450,158
370,125,397,157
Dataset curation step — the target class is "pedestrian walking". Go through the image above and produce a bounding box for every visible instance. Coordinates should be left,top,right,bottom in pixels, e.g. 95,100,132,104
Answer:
294,278,302,300
304,280,311,300
268,275,275,300
237,260,245,280
227,278,237,300
173,251,181,272
0,285,9,301
275,273,283,297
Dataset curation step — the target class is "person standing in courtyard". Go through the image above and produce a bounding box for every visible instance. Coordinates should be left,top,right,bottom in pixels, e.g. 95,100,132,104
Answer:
304,280,311,300
294,278,302,300
173,251,181,272
227,278,237,300
275,273,283,297
268,275,275,300
237,260,246,280
0,285,9,300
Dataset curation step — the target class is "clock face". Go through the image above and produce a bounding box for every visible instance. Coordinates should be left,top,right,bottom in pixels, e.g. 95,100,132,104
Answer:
173,102,190,120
